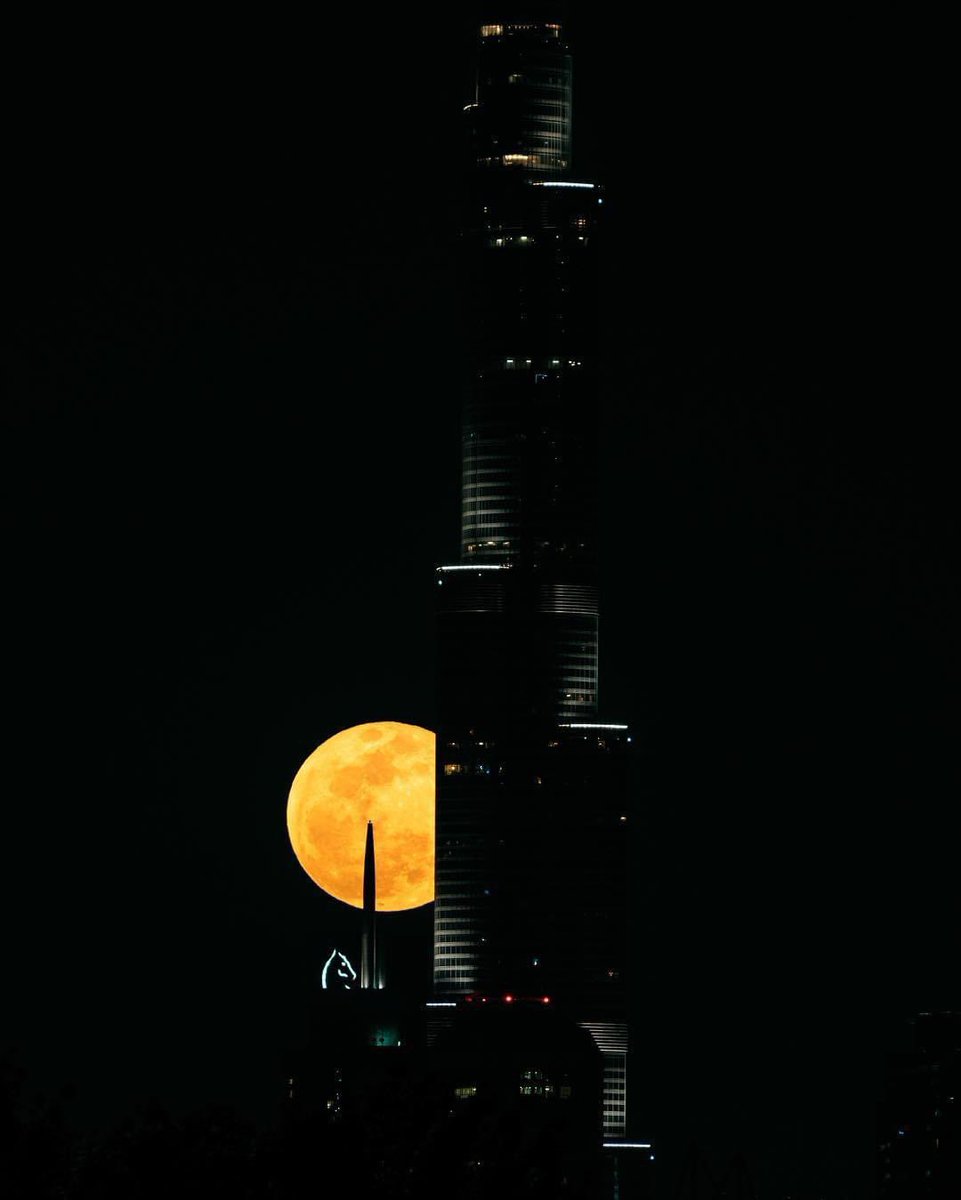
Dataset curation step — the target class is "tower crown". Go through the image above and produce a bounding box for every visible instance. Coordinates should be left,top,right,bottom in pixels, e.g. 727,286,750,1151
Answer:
470,19,572,176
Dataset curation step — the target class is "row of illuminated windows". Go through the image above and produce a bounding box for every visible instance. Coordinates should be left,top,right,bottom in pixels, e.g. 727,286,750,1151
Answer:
462,495,518,508
523,112,570,126
498,357,574,369
461,533,517,545
461,454,521,465
462,479,515,493
480,154,570,169
443,761,501,777
501,360,585,372
464,480,520,491
463,468,517,480
461,495,515,511
489,234,537,248
454,1085,572,1100
461,518,518,531
460,538,513,547
478,21,563,36
512,75,569,87
463,495,521,506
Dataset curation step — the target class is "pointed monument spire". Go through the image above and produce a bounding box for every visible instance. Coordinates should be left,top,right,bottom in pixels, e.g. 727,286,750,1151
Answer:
360,819,378,989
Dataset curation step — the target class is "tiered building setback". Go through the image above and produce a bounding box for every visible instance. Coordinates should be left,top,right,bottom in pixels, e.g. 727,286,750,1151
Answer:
433,17,634,1140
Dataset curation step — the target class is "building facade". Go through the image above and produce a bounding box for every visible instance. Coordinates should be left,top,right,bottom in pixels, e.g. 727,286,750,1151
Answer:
878,1011,961,1198
433,17,635,1141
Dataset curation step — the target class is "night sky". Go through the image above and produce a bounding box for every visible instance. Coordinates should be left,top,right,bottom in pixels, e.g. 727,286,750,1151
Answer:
4,5,955,1197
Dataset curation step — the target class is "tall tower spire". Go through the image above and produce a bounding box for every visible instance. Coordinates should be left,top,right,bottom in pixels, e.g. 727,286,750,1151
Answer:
360,820,379,990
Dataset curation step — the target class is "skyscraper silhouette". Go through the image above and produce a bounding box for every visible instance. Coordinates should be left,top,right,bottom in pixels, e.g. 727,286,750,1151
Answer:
433,15,634,1141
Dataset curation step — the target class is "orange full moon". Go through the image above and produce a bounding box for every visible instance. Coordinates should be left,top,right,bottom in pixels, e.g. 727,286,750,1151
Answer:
287,721,435,911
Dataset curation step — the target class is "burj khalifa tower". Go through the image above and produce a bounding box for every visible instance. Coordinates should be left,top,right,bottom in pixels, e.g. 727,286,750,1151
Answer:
432,15,634,1140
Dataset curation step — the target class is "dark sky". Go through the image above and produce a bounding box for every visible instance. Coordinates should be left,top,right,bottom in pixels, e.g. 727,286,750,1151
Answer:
4,5,955,1197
